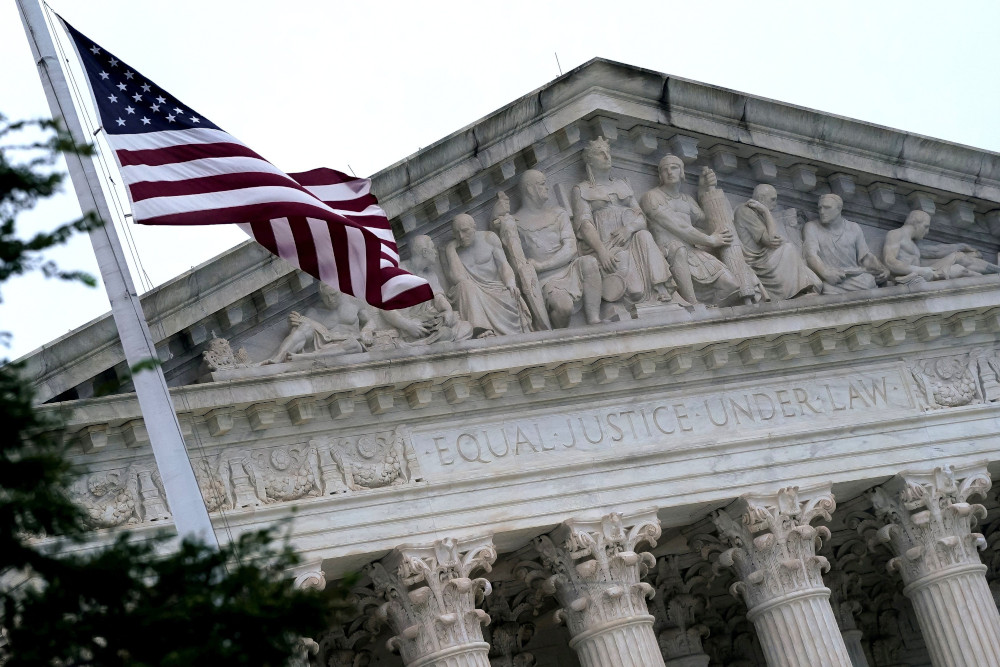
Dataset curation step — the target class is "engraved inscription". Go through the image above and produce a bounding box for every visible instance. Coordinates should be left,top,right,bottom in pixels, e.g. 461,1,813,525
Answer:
412,371,911,475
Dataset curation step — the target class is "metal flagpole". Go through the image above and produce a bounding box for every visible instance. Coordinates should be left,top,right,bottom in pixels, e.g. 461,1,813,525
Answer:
16,0,219,547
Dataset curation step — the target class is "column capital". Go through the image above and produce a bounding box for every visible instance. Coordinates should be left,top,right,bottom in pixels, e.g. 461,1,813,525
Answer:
712,483,835,610
866,463,990,584
649,556,712,665
370,535,496,666
482,581,537,667
528,508,660,637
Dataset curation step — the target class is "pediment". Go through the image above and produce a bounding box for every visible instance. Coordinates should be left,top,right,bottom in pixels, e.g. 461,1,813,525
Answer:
21,57,1000,404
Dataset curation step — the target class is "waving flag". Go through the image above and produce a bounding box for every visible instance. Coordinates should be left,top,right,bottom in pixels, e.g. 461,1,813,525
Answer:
60,17,432,310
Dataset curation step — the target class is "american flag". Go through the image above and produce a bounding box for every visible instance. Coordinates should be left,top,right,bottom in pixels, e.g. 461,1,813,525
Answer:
60,17,432,310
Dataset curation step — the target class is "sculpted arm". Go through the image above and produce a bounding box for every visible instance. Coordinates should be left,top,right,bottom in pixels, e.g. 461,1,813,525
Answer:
641,191,722,248
855,229,889,280
571,184,615,272
919,241,979,260
882,228,926,277
530,211,579,273
487,233,517,289
803,223,844,284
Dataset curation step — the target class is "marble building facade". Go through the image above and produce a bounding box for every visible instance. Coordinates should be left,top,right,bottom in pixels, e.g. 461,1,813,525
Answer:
19,59,1000,666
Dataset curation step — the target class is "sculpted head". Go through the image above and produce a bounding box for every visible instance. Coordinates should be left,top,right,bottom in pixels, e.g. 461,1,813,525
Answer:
520,169,549,207
752,184,778,210
452,214,477,248
817,193,844,225
582,136,612,171
904,210,932,240
410,235,437,270
658,154,685,186
318,282,342,309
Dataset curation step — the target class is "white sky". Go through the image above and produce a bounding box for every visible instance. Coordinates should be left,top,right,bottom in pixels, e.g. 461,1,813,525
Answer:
2,0,999,360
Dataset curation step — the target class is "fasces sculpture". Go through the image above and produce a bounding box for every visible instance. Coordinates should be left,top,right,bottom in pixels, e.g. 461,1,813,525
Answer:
494,170,602,329
882,210,1000,284
803,194,889,293
734,184,821,300
569,137,676,308
381,235,473,345
262,284,374,364
442,213,531,337
639,155,745,307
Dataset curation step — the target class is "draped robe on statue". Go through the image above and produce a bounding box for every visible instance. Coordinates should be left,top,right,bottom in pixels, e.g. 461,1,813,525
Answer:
734,203,820,300
444,232,529,336
803,219,878,293
570,178,671,303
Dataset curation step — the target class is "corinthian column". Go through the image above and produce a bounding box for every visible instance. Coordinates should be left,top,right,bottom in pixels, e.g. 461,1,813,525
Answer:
648,556,711,667
518,509,665,667
864,463,1000,667
369,536,497,667
712,484,852,667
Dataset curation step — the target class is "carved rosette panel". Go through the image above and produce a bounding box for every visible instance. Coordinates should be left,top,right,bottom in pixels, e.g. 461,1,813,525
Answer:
370,536,496,666
312,427,420,495
69,465,169,529
865,464,991,583
907,352,983,410
712,485,835,610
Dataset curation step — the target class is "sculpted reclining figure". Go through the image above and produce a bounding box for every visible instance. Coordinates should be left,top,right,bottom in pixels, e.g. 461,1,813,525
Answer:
495,170,603,329
639,155,743,306
883,210,999,284
442,213,531,337
262,284,374,364
381,235,473,345
570,137,676,307
803,193,888,293
733,184,821,299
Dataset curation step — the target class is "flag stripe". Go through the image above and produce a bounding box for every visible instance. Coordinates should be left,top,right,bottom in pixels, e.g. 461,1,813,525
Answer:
116,142,261,167
64,17,432,310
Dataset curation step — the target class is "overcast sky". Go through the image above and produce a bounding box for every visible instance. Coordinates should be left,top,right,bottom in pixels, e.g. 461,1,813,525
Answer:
2,0,999,360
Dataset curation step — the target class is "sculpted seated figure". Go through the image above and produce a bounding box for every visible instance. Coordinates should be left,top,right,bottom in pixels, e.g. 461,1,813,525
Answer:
381,235,473,345
734,184,821,299
883,210,999,284
570,137,676,306
442,214,531,337
500,170,602,328
263,284,374,364
639,155,742,306
803,194,888,293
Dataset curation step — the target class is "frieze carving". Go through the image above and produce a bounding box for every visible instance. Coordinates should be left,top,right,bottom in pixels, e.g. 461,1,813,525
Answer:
908,351,983,409
202,334,252,372
72,427,421,531
69,465,170,529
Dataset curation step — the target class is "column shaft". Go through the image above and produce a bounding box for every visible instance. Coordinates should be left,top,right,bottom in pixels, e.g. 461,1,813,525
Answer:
841,629,870,667
905,564,1000,667
410,642,492,667
748,589,852,667
568,615,664,667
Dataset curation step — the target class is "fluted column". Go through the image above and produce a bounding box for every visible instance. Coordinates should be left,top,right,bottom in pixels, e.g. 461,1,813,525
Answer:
482,582,537,667
369,536,497,667
826,565,870,667
648,556,711,667
518,509,665,667
712,484,852,667
863,463,1000,667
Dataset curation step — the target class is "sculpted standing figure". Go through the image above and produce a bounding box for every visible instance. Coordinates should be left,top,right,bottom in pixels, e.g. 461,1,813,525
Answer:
381,235,473,345
882,210,1000,284
639,155,743,306
442,213,531,337
497,170,602,328
262,284,374,364
569,137,676,306
803,194,888,293
734,184,821,299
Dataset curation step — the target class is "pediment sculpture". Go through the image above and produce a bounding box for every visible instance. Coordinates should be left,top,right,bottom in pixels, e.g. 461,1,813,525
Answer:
203,131,999,373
